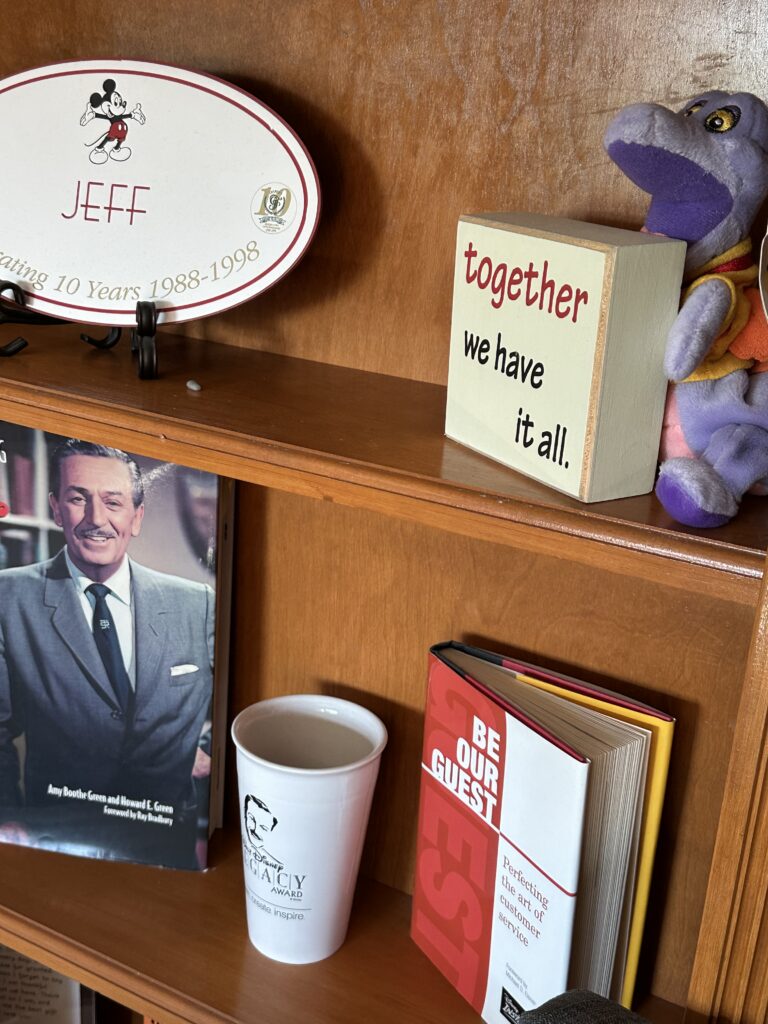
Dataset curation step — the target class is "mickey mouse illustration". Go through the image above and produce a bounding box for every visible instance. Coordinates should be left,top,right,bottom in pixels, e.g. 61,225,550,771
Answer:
80,78,146,164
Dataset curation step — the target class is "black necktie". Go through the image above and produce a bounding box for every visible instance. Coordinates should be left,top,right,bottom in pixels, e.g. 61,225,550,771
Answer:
86,583,132,711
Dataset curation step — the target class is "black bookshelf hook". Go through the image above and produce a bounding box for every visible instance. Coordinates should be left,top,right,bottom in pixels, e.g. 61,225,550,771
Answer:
0,282,159,379
0,281,58,355
0,336,28,356
131,301,159,379
81,326,122,350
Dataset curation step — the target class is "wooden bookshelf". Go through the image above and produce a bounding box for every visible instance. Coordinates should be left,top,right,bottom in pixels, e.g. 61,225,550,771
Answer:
3,7,768,1022
0,823,697,1023
0,826,479,1024
0,328,767,1022
0,328,763,598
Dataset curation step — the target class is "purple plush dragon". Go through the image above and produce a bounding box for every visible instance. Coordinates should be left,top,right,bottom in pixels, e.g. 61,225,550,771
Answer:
605,91,768,527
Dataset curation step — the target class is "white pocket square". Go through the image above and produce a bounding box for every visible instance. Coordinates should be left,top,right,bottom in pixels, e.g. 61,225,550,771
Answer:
171,664,199,677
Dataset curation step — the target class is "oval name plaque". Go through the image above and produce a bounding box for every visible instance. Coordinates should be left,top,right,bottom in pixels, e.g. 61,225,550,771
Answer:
0,60,320,325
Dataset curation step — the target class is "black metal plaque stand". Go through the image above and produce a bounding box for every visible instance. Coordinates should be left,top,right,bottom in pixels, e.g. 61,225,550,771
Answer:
0,282,159,379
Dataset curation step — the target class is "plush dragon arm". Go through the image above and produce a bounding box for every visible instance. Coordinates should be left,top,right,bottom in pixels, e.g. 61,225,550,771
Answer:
665,277,732,381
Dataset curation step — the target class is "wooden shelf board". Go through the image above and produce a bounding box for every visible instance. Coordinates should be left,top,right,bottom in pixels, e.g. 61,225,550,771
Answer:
0,327,764,601
635,995,699,1023
0,827,687,1024
0,827,480,1024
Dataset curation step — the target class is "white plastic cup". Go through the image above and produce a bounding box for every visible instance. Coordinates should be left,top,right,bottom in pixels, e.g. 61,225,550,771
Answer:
231,694,388,964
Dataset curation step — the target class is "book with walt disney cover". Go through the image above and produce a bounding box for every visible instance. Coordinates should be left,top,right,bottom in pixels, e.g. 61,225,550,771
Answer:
0,421,233,870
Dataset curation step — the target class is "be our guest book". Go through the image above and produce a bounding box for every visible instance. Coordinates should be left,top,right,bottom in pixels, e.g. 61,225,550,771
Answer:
445,213,686,502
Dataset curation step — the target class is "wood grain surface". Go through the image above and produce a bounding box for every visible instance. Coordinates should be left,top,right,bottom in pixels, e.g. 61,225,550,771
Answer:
2,0,765,385
1,2,768,1021
0,828,480,1024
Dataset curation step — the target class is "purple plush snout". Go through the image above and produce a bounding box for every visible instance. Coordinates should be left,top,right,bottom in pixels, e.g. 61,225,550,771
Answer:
604,92,768,265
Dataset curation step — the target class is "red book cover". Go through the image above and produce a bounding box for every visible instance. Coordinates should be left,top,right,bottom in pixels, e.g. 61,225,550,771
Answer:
411,646,588,1022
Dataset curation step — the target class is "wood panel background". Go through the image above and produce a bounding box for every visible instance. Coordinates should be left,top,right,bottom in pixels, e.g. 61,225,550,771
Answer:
5,1,766,382
3,0,768,1015
231,486,753,1008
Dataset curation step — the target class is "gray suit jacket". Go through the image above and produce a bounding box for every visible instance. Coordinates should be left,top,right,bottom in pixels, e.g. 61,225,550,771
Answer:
0,549,215,814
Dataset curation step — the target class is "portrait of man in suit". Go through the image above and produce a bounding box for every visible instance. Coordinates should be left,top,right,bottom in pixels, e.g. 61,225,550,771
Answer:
0,437,216,868
243,793,281,871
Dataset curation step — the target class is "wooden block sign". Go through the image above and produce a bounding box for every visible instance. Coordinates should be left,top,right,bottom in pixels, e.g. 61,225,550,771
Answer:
445,213,686,502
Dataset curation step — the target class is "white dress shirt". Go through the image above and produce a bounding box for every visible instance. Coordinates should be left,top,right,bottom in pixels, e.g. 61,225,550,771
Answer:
65,548,136,688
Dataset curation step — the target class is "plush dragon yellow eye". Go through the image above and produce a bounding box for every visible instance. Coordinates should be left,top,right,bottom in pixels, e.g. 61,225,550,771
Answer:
684,101,705,117
704,106,741,132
